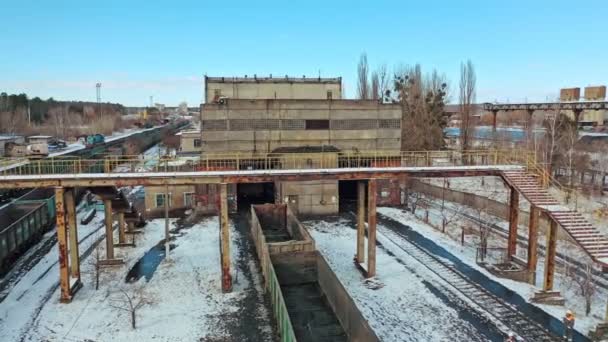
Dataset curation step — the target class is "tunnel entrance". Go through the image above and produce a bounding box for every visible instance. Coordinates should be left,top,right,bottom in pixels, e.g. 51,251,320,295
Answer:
338,180,364,212
237,183,275,211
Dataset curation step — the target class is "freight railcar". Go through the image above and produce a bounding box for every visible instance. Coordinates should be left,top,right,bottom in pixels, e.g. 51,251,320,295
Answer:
0,189,55,275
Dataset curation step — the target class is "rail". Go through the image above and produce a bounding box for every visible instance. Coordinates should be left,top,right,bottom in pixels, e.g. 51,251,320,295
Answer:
0,150,534,176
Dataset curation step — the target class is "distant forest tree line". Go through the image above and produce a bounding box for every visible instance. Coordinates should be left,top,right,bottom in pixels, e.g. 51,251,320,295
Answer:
0,92,128,138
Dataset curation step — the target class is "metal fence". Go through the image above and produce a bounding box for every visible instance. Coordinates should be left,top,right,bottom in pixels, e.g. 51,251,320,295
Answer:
0,149,536,176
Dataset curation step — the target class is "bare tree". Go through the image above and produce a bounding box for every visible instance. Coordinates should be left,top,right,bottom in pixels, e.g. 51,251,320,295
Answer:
48,105,68,139
109,287,153,329
391,65,449,151
459,60,476,152
357,53,370,100
408,191,422,215
567,263,597,316
543,108,566,177
371,72,379,101
589,141,608,194
376,64,389,102
0,107,28,134
87,243,103,290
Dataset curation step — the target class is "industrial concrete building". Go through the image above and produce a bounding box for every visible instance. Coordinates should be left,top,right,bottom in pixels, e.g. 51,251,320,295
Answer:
146,75,403,216
200,99,401,153
177,129,201,154
204,76,342,102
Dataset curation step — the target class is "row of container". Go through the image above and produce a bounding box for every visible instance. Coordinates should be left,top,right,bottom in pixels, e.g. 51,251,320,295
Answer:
250,204,378,342
0,189,56,275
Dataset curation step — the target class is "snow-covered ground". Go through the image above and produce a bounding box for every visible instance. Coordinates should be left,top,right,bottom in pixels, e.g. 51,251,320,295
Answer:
1,216,274,342
420,176,608,235
0,210,106,341
304,217,504,342
378,207,607,337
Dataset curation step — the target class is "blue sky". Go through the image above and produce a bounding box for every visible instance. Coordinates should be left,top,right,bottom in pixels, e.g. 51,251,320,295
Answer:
0,0,606,106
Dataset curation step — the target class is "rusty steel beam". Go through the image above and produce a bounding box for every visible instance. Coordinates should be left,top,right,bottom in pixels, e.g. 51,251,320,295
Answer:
219,183,232,292
356,180,366,263
543,219,558,291
64,188,81,281
527,205,540,285
367,179,377,278
104,199,115,260
507,187,519,259
0,168,513,189
55,187,71,303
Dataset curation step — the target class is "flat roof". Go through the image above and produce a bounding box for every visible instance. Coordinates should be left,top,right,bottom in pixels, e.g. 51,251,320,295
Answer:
0,135,22,141
205,76,341,84
28,135,53,139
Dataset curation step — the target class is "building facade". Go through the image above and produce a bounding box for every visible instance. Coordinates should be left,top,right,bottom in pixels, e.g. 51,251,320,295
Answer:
200,99,401,153
146,75,404,216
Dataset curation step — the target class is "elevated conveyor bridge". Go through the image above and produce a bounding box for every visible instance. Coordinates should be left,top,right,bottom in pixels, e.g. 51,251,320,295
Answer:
0,150,606,304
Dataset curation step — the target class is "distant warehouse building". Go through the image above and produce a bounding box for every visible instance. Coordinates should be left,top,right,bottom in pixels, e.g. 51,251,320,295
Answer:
0,135,25,157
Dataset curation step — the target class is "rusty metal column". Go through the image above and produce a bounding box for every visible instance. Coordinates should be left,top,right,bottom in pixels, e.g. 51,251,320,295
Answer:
367,179,377,278
527,205,539,284
543,219,558,291
356,180,366,263
55,187,71,303
220,183,232,292
103,199,114,260
164,184,170,256
64,188,80,280
118,212,126,244
507,187,519,259
127,221,135,233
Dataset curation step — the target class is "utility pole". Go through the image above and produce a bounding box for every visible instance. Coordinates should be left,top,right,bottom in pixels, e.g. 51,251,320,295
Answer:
96,83,102,120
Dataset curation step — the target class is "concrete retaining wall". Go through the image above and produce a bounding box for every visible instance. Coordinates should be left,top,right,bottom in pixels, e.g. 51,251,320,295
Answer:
252,204,315,254
317,255,379,342
410,179,531,226
250,205,380,342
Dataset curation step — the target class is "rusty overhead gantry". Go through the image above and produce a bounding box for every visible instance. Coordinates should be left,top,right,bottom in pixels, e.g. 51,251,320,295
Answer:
1,151,607,305
0,163,521,302
483,101,608,141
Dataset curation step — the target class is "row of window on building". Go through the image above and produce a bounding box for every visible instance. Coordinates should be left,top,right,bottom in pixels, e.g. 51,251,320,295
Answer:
200,119,401,131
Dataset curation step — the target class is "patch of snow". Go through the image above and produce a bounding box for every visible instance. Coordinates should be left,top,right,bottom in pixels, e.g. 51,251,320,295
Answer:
305,218,501,341
378,207,607,337
15,216,272,342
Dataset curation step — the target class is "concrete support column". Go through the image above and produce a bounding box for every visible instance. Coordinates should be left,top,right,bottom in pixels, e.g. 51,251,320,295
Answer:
543,220,558,292
507,187,519,259
118,212,126,244
55,186,71,303
367,179,377,278
103,199,114,260
492,110,498,134
356,181,366,263
527,205,540,284
64,188,80,281
219,183,232,292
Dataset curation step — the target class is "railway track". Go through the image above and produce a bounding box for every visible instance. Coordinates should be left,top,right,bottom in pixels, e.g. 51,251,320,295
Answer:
376,214,562,342
416,197,608,290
